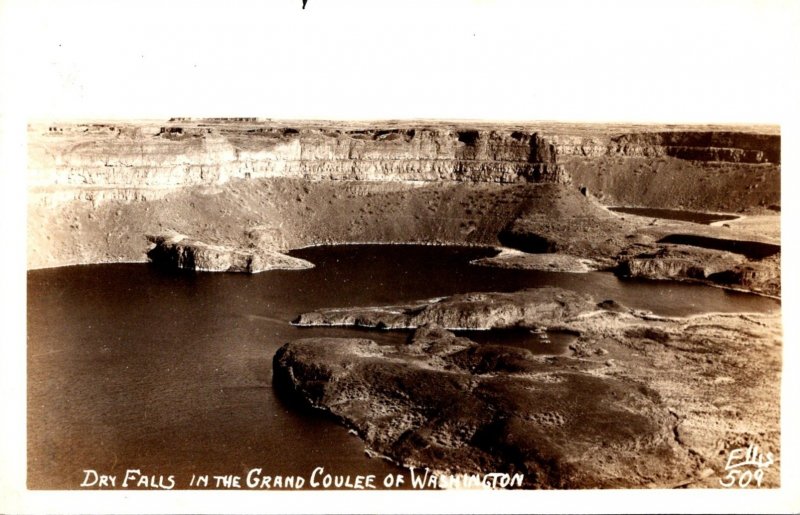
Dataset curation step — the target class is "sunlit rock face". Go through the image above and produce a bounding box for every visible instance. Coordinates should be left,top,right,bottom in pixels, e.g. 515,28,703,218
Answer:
28,123,573,190
29,121,779,204
146,231,313,273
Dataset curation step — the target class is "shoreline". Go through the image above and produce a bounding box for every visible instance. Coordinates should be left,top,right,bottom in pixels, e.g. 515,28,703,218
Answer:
26,240,783,301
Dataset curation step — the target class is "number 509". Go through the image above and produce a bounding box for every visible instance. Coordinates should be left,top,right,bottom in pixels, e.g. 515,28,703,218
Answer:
720,469,764,488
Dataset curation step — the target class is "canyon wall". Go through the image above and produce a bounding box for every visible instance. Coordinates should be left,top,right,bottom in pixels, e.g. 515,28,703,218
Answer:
549,130,779,211
550,131,779,163
28,123,570,192
30,121,780,211
27,120,780,271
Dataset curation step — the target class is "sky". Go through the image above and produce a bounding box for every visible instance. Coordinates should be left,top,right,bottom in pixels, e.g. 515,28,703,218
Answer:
1,0,798,123
1,0,799,513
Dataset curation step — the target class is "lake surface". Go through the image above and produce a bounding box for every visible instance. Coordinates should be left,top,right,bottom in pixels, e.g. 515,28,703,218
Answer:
27,245,779,489
454,328,577,355
609,207,738,224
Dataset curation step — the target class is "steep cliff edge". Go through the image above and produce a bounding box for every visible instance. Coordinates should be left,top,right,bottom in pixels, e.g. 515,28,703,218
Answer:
551,129,780,210
28,122,571,192
30,121,778,211
28,120,780,279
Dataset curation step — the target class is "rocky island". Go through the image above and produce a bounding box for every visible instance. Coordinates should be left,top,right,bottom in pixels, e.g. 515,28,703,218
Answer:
279,294,780,488
27,119,781,489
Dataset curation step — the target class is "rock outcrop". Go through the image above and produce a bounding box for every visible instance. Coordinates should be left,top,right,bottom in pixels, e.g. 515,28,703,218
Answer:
275,290,782,488
292,287,597,330
616,243,780,297
274,326,688,489
470,248,599,273
146,231,313,273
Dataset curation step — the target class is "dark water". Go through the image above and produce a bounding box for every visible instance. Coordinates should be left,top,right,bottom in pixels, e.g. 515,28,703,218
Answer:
609,207,738,224
454,329,577,355
657,234,780,259
27,245,779,489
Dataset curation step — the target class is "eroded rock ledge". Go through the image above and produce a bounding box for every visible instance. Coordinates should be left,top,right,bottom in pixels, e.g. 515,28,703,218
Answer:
292,287,596,330
276,287,781,488
614,242,780,297
470,249,599,273
146,231,313,272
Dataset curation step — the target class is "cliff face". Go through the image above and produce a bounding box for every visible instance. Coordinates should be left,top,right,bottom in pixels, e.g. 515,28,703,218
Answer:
550,131,779,163
27,120,780,277
30,121,779,211
28,123,570,192
547,131,780,211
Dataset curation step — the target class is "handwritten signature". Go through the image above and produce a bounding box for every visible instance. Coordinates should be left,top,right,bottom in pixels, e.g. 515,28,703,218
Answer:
719,444,774,488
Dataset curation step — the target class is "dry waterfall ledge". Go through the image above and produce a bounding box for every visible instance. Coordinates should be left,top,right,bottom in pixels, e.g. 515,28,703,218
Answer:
275,287,781,489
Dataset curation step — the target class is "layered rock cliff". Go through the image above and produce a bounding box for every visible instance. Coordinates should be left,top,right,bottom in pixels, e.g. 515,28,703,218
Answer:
28,122,572,193
27,120,780,278
550,131,779,163
29,121,779,211
544,130,780,211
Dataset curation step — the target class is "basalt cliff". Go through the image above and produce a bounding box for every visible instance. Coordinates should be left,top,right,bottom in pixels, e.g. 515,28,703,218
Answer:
31,121,778,207
28,120,780,295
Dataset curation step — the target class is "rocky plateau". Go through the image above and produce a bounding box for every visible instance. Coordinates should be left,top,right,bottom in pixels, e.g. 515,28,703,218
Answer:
277,288,781,488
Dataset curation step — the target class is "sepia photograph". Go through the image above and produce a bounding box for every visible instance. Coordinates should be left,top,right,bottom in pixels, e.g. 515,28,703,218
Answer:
2,0,798,513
